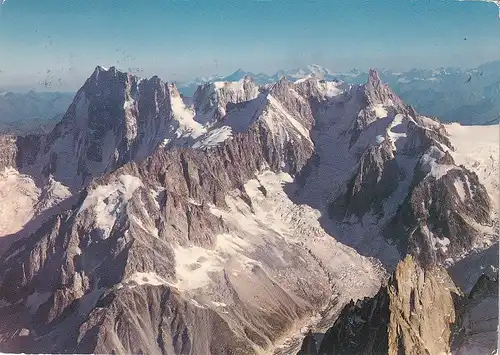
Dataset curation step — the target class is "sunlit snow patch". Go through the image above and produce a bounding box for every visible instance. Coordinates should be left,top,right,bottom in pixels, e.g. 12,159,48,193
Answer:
372,104,388,118
125,272,170,287
445,123,499,209
192,125,233,149
322,82,343,97
454,178,468,201
386,114,408,150
170,93,206,139
294,75,313,84
420,146,457,180
0,168,40,236
173,233,259,291
79,175,143,240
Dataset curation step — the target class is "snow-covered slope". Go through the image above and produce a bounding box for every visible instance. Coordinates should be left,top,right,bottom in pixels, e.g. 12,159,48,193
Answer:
445,123,499,209
0,168,40,237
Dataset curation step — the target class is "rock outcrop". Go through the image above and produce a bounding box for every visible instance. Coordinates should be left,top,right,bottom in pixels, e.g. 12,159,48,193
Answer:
386,159,492,265
452,273,499,355
317,256,462,355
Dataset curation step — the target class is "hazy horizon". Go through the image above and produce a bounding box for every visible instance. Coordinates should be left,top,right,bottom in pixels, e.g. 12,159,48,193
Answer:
1,0,499,92
1,58,499,94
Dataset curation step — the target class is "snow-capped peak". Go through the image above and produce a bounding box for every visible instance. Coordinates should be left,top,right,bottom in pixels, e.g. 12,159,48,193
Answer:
307,64,333,78
95,65,110,72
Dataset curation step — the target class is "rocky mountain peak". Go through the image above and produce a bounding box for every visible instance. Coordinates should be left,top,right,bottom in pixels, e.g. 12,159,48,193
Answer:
192,77,260,124
314,255,498,355
363,69,405,109
86,66,133,92
367,68,382,88
269,76,292,94
317,255,462,355
35,67,186,189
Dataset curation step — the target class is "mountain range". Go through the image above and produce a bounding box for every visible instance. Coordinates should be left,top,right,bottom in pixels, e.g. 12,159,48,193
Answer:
1,61,499,136
0,65,497,354
179,61,500,126
0,91,74,135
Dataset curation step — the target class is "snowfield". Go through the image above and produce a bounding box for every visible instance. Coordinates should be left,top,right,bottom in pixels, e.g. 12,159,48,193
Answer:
0,168,40,237
445,123,499,209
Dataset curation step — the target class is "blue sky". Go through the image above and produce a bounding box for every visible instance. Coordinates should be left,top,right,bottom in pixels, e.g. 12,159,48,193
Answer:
0,0,499,91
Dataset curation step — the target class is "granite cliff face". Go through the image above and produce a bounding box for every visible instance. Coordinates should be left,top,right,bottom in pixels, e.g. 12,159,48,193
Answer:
317,257,498,354
452,273,499,355
313,256,497,355
0,66,497,354
386,161,492,266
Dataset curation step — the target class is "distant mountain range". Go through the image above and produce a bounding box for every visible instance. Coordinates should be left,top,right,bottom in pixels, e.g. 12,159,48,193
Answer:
0,91,74,134
178,60,500,125
0,61,498,134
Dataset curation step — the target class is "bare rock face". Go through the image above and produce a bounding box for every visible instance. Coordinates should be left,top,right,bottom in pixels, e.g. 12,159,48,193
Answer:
193,76,260,123
0,134,43,171
0,135,17,169
297,330,319,355
451,272,499,355
39,66,187,189
386,148,492,265
317,256,462,355
71,285,258,355
330,139,399,219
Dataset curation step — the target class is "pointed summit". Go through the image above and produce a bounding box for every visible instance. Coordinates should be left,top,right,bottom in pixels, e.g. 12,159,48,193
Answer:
223,68,251,82
363,68,405,109
95,65,110,72
39,67,180,189
319,255,462,355
269,76,292,95
85,65,131,94
276,75,290,85
367,69,382,88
